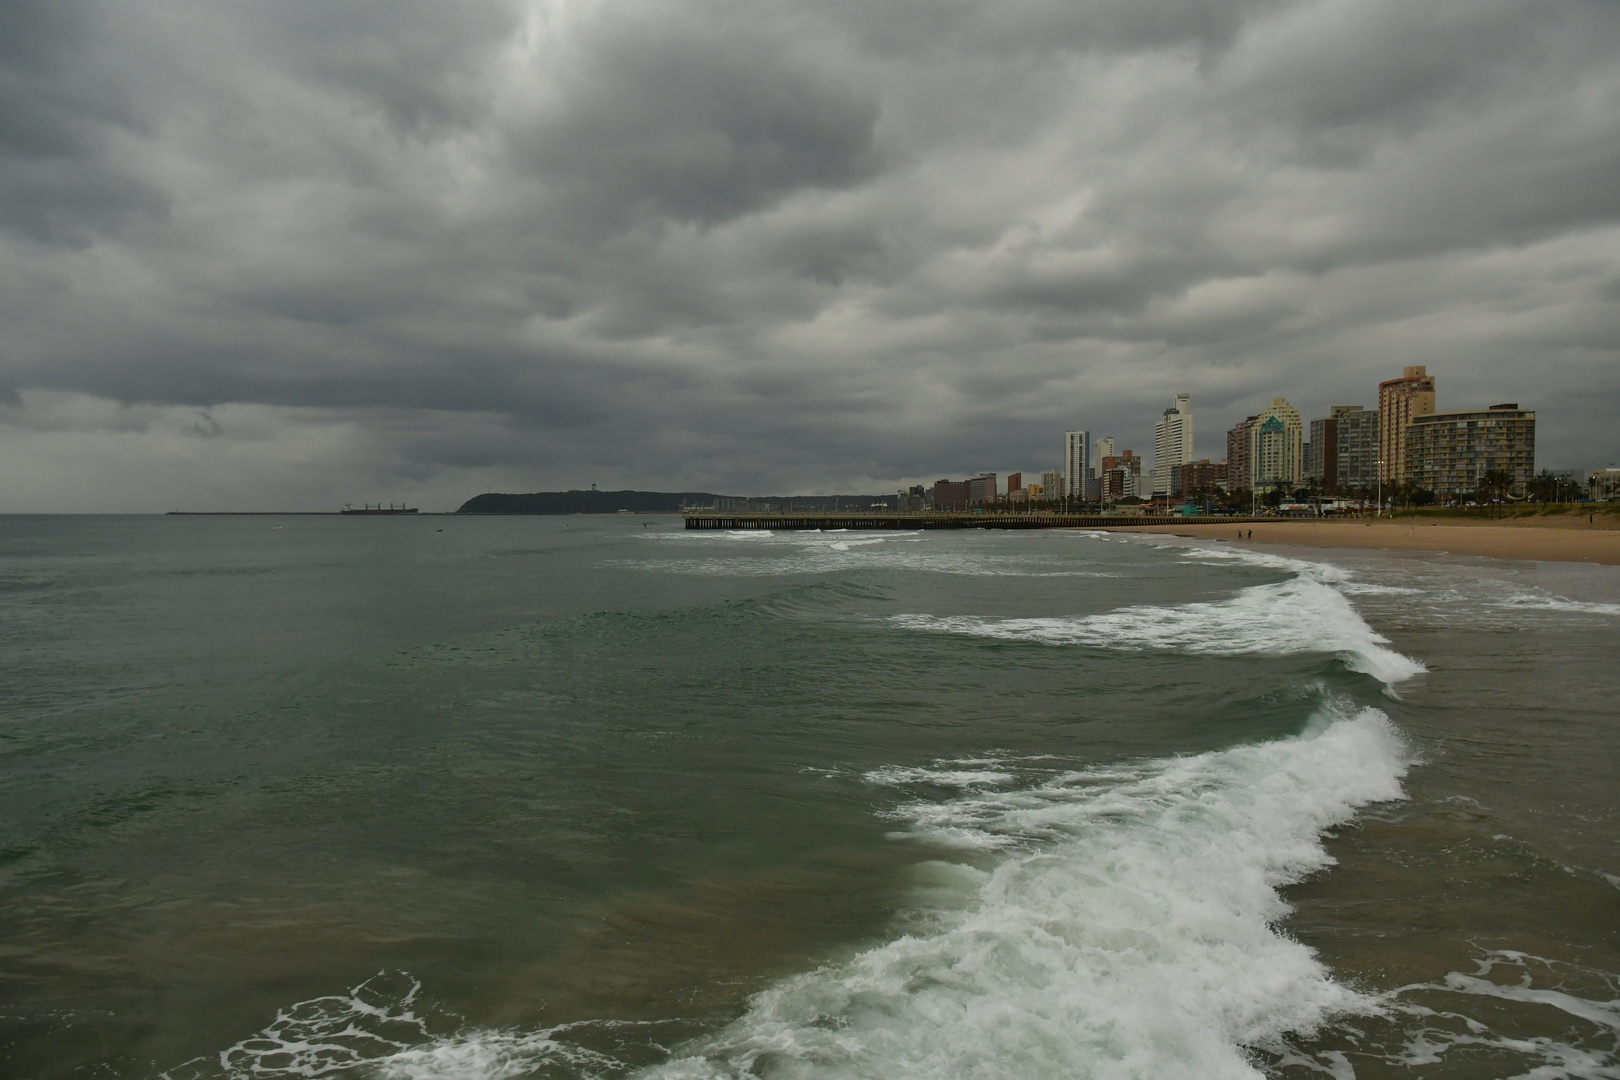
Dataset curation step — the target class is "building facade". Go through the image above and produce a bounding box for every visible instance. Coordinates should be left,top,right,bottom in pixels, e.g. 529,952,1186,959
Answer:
1591,468,1620,501
1378,365,1436,482
1093,436,1115,477
1065,431,1091,499
1040,469,1063,500
1247,398,1304,489
1226,416,1258,491
1173,459,1227,496
932,479,971,511
968,473,998,506
1100,450,1144,500
1306,405,1378,494
1334,405,1378,493
1403,405,1535,495
1152,394,1194,497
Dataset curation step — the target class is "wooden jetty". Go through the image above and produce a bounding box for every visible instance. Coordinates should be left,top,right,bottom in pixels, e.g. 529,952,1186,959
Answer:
684,512,1266,531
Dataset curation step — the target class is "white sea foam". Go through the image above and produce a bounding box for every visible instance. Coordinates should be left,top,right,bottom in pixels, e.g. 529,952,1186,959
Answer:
625,706,1409,1080
1271,951,1620,1079
1171,543,1352,583
864,764,1018,788
1495,591,1620,616
318,708,1406,1080
892,573,1426,686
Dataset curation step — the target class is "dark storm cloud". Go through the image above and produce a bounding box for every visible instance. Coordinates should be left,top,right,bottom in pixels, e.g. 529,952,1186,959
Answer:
0,0,1617,510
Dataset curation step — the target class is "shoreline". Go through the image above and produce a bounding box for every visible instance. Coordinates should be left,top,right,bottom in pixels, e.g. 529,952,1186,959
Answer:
1114,520,1620,566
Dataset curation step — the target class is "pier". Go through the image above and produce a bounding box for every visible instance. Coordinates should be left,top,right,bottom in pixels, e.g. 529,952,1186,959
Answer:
684,512,1267,530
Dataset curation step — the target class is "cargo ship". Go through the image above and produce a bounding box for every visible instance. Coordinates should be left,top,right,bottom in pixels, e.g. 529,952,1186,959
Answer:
341,503,419,515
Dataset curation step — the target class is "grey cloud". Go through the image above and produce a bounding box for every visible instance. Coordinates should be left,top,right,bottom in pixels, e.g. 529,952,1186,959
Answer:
0,0,1616,510
0,0,170,244
507,16,882,232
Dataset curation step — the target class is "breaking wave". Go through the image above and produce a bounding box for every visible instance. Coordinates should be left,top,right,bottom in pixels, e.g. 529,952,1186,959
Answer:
891,573,1425,687
634,705,1408,1080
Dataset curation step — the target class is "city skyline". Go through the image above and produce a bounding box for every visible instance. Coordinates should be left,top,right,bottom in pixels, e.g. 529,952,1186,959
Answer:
1,0,1616,512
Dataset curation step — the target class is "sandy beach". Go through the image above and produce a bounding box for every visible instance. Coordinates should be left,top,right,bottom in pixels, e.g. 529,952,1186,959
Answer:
1117,519,1620,566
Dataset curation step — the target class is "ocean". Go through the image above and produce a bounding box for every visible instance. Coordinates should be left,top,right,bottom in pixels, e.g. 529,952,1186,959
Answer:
0,515,1615,1079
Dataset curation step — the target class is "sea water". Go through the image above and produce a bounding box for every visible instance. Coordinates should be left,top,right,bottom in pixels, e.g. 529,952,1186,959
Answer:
0,516,1615,1079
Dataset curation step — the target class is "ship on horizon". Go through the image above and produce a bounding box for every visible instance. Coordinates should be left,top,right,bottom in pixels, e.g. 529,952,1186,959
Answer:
341,503,419,515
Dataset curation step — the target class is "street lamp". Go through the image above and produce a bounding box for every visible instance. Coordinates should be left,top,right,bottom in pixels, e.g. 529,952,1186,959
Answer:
1375,461,1385,518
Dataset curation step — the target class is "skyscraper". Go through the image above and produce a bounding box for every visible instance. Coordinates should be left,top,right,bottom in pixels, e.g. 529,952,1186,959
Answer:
1247,397,1303,489
1152,393,1193,497
1065,431,1091,499
1226,416,1258,490
1378,366,1436,483
1093,436,1115,476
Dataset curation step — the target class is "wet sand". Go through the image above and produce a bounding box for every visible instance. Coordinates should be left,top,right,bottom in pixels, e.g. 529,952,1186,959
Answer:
1116,520,1620,566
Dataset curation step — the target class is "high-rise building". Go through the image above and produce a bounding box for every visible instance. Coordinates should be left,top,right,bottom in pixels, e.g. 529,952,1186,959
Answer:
1404,404,1535,494
1333,405,1378,493
1040,469,1063,499
1378,366,1436,482
932,479,971,511
1093,436,1115,476
1065,432,1091,499
968,473,998,506
1006,472,1022,495
1226,416,1258,490
1152,393,1194,497
1247,398,1303,489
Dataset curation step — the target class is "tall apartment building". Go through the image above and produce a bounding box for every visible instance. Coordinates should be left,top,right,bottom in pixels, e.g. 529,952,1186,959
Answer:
968,473,998,506
1064,431,1091,499
1093,436,1115,476
1248,398,1303,489
1404,405,1535,495
1378,366,1436,482
1006,472,1022,494
1226,416,1258,490
1152,394,1194,497
1307,405,1378,494
1040,469,1063,500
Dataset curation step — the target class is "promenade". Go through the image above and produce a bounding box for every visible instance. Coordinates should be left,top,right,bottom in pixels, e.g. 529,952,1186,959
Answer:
683,512,1268,530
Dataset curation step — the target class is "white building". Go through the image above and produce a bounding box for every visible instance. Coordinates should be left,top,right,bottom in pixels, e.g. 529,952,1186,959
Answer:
1152,393,1194,497
1248,397,1304,489
1040,468,1063,500
1093,436,1115,477
1065,431,1091,499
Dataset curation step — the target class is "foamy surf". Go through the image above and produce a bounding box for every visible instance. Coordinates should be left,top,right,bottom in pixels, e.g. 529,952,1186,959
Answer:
304,707,1405,1080
892,573,1425,687
629,705,1409,1080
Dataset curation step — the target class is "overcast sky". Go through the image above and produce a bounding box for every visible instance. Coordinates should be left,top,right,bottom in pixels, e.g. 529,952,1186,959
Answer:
2,0,1617,510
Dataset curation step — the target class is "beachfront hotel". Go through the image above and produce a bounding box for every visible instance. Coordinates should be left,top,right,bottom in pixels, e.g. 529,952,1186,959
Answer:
1247,397,1304,488
1378,366,1436,483
1065,431,1091,499
1152,394,1194,497
1307,405,1379,495
1403,404,1536,494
